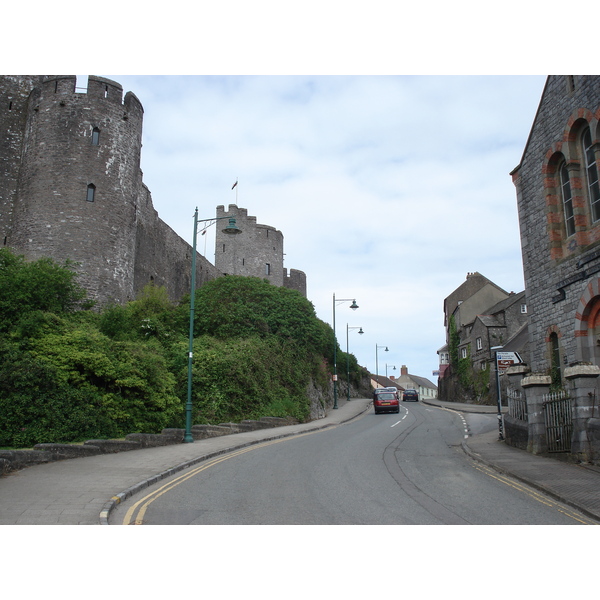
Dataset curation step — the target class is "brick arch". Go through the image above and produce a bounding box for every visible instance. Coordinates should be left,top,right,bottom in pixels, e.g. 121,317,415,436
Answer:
542,109,600,260
545,323,563,342
543,148,567,259
574,277,600,364
564,110,597,160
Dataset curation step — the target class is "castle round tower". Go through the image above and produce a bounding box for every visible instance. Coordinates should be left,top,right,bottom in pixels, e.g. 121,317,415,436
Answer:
215,204,285,285
8,75,144,303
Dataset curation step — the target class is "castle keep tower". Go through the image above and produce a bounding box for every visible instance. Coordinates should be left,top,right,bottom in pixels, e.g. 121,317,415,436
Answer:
3,75,144,303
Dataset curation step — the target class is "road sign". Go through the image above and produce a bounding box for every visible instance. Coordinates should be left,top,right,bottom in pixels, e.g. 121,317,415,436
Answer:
496,351,523,371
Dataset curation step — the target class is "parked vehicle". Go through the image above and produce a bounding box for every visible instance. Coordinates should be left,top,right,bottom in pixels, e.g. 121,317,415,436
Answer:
402,389,419,402
373,391,400,414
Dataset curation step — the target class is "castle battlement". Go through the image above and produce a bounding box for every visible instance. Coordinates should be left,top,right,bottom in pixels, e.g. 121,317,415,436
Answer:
34,76,143,119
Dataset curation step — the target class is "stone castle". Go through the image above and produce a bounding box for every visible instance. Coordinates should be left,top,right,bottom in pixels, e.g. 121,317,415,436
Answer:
0,75,306,305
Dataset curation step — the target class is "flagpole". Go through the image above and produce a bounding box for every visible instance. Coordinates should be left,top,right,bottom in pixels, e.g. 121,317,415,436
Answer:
232,178,238,204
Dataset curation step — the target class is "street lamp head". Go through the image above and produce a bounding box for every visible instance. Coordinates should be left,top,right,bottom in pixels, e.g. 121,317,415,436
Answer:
222,217,242,235
358,327,364,334
350,300,359,310
385,346,389,352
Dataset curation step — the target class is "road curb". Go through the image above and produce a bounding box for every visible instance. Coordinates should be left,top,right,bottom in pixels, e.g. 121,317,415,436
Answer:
460,438,600,524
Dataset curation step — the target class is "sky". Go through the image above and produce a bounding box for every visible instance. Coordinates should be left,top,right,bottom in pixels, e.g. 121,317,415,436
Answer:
92,73,546,380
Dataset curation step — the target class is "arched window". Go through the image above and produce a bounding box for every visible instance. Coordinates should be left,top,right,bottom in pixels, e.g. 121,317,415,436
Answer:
86,184,96,202
92,127,100,146
560,161,575,237
582,127,600,222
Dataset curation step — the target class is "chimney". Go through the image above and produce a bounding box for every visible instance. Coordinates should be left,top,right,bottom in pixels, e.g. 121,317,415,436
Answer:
401,365,408,376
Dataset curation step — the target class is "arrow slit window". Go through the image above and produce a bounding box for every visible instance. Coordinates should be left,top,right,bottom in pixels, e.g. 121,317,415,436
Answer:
86,184,96,202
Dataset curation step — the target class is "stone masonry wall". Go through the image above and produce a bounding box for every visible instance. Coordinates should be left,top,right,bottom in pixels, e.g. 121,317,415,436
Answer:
0,76,45,244
513,75,600,374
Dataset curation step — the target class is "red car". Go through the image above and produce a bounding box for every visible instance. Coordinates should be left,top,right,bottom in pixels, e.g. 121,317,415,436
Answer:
373,391,400,414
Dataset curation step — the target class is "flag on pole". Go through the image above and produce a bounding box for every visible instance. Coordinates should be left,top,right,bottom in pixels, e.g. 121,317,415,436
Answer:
232,180,238,190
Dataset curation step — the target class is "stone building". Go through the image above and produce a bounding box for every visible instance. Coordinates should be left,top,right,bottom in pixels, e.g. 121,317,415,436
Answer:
507,75,600,461
438,272,528,404
0,75,305,306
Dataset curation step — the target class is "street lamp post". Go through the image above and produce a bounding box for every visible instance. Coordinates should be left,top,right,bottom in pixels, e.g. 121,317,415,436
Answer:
185,208,242,443
346,324,364,403
385,364,396,378
491,345,505,441
332,294,359,409
375,344,389,378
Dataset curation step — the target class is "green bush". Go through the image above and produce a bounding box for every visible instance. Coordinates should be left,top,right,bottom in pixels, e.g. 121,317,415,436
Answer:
28,324,181,435
0,249,91,333
183,335,314,424
0,338,118,447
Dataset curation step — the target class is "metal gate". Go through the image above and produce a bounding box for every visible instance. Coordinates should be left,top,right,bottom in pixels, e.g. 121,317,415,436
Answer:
543,390,572,453
507,388,527,421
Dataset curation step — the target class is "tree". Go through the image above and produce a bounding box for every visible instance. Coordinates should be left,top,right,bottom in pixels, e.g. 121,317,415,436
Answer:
0,248,91,332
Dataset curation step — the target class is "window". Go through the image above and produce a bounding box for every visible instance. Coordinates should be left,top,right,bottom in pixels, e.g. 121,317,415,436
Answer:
582,127,600,222
265,263,271,275
521,303,528,314
461,347,467,359
86,184,95,202
560,161,575,237
92,127,100,146
476,337,482,350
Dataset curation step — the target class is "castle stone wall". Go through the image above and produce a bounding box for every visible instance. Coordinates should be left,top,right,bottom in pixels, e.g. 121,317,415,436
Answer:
0,75,45,244
134,184,222,301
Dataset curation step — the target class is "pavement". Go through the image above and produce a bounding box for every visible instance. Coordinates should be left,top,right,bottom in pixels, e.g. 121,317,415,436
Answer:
1,396,599,525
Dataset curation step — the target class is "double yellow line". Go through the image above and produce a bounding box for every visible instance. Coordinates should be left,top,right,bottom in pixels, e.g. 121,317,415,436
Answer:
120,429,324,525
472,463,597,525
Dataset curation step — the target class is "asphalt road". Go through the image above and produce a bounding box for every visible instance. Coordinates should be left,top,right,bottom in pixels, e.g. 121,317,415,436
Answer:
110,401,594,525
